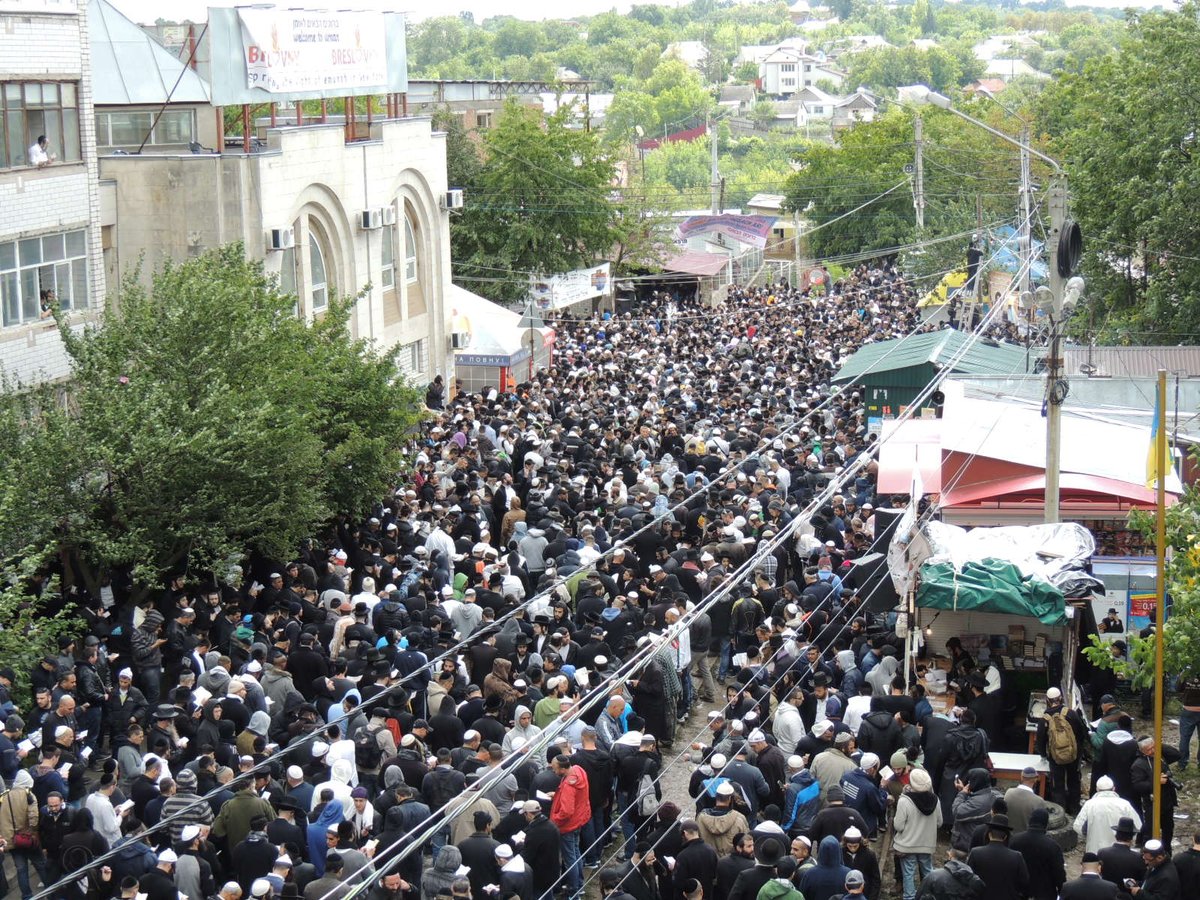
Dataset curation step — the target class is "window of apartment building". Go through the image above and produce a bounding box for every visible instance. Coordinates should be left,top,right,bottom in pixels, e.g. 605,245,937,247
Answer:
404,216,418,284
308,231,328,312
779,63,796,73
397,339,426,380
1,82,81,168
0,229,88,327
95,108,195,150
380,220,395,289
279,244,298,298
476,111,492,130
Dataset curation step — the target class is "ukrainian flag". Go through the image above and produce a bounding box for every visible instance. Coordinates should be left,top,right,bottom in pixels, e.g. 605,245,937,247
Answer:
1146,390,1161,489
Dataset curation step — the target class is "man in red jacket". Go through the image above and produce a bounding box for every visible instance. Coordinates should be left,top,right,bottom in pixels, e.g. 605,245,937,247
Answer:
550,754,592,900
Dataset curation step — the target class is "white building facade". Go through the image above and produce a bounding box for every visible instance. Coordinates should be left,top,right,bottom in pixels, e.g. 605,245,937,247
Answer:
0,0,106,384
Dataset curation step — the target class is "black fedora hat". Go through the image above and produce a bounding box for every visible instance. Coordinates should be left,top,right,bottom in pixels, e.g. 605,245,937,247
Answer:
986,814,1014,833
1112,816,1138,836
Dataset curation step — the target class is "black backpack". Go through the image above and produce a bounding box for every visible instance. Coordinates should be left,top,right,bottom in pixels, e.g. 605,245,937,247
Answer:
355,726,383,769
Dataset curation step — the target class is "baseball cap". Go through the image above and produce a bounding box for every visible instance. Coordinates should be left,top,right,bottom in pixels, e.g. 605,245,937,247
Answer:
845,870,865,888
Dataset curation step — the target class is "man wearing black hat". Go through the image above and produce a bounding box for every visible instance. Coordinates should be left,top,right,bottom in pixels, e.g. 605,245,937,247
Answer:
268,796,308,852
726,835,784,900
1098,817,1146,891
965,815,1029,900
1010,808,1066,900
1060,852,1119,900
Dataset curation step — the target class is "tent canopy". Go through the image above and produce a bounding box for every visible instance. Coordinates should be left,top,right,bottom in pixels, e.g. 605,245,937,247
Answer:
448,285,553,368
918,559,1066,625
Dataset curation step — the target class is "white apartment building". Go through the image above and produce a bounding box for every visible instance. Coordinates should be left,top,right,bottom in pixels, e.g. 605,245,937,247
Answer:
0,0,105,384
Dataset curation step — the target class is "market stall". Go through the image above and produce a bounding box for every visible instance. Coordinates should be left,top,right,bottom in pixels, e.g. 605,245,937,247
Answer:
889,514,1100,754
447,285,555,393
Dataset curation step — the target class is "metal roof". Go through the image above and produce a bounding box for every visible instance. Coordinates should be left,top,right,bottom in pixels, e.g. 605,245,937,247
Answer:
1063,345,1200,379
833,328,1030,383
88,0,210,107
660,250,730,277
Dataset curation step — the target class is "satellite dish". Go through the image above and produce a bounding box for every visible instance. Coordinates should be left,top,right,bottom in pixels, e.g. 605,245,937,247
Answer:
931,390,945,405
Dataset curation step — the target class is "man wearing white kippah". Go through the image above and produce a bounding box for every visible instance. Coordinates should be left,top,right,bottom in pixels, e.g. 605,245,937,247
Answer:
1073,775,1142,855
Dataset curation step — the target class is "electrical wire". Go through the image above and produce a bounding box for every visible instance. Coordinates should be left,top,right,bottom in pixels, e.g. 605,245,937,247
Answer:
332,229,1040,895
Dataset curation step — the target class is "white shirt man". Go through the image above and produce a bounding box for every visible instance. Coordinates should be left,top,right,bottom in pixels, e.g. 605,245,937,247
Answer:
28,137,51,167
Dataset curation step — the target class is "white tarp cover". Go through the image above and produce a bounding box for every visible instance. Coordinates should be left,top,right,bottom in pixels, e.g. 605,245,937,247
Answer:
889,519,1095,596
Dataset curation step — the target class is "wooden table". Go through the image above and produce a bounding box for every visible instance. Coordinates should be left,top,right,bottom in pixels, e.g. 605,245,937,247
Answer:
989,752,1050,798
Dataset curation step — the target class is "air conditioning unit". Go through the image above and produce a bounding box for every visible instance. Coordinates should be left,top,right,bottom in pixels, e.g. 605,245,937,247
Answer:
451,331,470,349
380,205,397,226
267,227,295,251
442,189,464,210
360,209,383,230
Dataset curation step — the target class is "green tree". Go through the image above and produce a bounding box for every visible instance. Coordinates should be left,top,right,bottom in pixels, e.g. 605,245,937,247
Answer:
453,100,619,302
750,99,777,130
783,107,1021,260
1037,2,1200,342
733,61,760,83
0,246,423,601
431,107,481,190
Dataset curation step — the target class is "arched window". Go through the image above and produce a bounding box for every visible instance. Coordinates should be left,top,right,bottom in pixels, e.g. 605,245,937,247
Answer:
404,215,418,284
308,230,328,311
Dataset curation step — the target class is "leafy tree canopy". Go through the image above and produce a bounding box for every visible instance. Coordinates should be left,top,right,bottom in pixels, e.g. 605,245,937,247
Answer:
0,245,423,602
1036,1,1200,343
451,100,619,302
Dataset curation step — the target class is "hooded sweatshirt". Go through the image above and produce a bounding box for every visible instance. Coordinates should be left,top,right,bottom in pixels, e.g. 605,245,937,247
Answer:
421,845,463,900
313,758,356,817
484,659,519,705
697,804,750,857
893,784,943,854
950,768,999,852
758,878,805,900
502,705,543,755
798,835,852,900
307,798,344,876
866,655,899,697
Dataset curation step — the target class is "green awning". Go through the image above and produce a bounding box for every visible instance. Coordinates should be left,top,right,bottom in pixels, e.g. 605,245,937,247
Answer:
917,558,1067,626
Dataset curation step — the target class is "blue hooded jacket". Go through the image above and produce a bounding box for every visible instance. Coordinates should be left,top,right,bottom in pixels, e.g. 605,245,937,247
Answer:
781,768,820,834
798,835,852,900
307,798,345,876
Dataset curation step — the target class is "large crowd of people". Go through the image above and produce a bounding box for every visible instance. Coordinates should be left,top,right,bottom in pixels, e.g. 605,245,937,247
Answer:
0,271,1190,900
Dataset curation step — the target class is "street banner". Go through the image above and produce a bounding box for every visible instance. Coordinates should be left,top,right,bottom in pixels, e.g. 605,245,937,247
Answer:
239,9,388,95
676,214,777,249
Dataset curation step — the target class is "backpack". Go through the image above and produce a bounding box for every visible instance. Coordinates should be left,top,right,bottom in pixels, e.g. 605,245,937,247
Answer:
635,758,660,817
1044,710,1077,764
355,725,384,770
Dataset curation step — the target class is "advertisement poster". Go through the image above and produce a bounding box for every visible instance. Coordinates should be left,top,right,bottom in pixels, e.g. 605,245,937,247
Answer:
530,263,610,311
675,215,778,249
239,10,388,95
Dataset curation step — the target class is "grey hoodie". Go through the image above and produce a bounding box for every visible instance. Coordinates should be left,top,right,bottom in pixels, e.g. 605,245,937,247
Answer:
421,845,463,900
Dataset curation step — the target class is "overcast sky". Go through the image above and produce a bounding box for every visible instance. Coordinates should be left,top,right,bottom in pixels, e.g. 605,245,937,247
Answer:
107,0,1170,27
106,0,678,25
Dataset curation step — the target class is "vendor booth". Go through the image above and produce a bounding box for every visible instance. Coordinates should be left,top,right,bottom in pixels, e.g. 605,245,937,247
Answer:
447,285,555,393
887,507,1097,759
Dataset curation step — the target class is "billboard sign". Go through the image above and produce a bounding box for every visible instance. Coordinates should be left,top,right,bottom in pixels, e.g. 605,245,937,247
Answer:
239,10,388,95
530,263,610,311
207,7,408,106
676,214,778,249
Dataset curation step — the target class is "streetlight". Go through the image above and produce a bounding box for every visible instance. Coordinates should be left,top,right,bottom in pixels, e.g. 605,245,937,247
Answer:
907,85,1082,523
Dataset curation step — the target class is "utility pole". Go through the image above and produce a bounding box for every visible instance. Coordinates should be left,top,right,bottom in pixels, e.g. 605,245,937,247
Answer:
913,113,925,231
1019,126,1032,297
1044,173,1069,523
710,114,721,215
793,209,802,285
